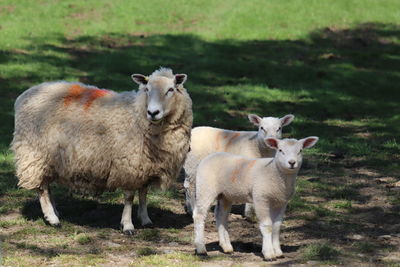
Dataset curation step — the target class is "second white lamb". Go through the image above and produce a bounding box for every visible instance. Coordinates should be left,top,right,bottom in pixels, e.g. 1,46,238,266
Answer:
184,114,295,217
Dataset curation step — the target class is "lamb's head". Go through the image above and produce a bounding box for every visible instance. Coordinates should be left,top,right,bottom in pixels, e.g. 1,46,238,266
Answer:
265,136,318,173
132,68,187,124
248,114,294,139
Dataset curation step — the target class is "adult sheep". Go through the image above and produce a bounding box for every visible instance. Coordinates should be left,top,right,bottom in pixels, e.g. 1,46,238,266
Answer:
11,68,193,235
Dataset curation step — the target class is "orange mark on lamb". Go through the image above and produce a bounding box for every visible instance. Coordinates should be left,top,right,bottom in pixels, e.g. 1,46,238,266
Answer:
63,84,110,110
215,132,222,150
225,132,241,150
230,159,256,183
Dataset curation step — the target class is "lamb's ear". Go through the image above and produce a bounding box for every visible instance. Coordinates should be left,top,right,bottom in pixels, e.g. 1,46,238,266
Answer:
300,136,319,149
264,137,279,150
248,114,262,126
175,74,187,85
131,74,148,85
281,114,295,126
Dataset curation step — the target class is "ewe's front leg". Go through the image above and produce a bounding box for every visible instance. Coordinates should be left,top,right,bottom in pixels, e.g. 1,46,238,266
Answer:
255,202,275,261
121,191,135,235
138,186,153,227
271,205,287,258
38,183,60,227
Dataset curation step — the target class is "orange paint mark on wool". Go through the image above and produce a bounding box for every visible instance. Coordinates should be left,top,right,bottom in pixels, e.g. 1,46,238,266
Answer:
64,84,85,106
225,132,241,151
215,132,222,150
63,84,110,110
230,159,256,183
84,88,110,110
230,159,243,183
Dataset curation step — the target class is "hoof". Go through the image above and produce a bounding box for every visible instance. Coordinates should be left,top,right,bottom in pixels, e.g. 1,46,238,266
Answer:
51,222,61,228
142,223,154,228
276,255,285,259
43,218,61,228
123,229,135,236
195,250,208,256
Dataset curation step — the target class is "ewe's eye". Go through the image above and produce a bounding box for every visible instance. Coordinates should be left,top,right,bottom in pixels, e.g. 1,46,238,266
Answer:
144,87,149,92
167,88,174,94
277,127,282,132
279,149,282,153
298,149,303,154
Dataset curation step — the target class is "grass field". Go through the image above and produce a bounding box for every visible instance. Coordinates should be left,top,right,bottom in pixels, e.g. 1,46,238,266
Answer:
0,0,400,266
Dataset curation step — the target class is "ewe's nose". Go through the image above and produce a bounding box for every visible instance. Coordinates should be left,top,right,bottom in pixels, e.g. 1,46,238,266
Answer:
288,160,296,168
147,110,160,118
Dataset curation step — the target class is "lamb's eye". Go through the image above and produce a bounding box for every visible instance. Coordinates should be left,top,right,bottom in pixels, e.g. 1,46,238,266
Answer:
167,88,174,93
279,149,282,153
298,149,303,154
277,127,282,132
260,127,264,131
144,87,149,92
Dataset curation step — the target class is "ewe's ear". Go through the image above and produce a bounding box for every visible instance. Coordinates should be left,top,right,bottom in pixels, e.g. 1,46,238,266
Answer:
281,114,295,126
131,74,148,85
265,137,279,150
301,136,319,149
175,74,187,85
248,114,262,126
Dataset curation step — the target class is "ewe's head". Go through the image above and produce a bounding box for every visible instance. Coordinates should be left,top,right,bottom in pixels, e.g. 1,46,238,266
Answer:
248,114,294,139
265,137,318,173
132,68,187,124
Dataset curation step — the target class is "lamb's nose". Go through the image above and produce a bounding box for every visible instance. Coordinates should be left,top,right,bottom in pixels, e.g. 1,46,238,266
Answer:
147,110,160,117
288,160,296,167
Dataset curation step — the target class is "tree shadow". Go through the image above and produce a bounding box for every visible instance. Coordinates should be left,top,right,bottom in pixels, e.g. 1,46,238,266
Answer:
21,194,192,230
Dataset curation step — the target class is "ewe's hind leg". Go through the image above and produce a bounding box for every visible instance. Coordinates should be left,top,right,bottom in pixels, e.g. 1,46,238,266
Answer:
120,191,135,235
38,183,60,227
215,197,233,253
137,186,153,227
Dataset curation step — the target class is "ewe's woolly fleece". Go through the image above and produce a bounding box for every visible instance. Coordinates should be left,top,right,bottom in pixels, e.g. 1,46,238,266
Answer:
11,68,193,193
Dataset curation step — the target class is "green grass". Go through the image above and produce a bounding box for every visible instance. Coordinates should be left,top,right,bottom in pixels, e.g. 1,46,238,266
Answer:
303,242,340,262
74,233,92,245
1,0,400,266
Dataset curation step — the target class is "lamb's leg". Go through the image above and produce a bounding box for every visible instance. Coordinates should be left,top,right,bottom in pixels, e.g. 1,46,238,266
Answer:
38,183,60,227
120,190,135,235
215,197,233,253
183,176,195,216
193,196,215,255
138,186,153,227
244,203,257,222
271,205,287,258
255,201,275,261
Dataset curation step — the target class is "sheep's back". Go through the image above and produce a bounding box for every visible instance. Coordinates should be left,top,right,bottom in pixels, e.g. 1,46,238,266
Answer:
12,81,137,191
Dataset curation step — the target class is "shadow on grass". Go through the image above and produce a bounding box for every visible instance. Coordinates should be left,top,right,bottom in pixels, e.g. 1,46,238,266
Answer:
21,195,192,230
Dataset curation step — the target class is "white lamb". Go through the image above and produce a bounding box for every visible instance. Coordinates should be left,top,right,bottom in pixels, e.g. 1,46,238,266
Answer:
183,114,295,217
11,68,193,235
193,136,318,261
